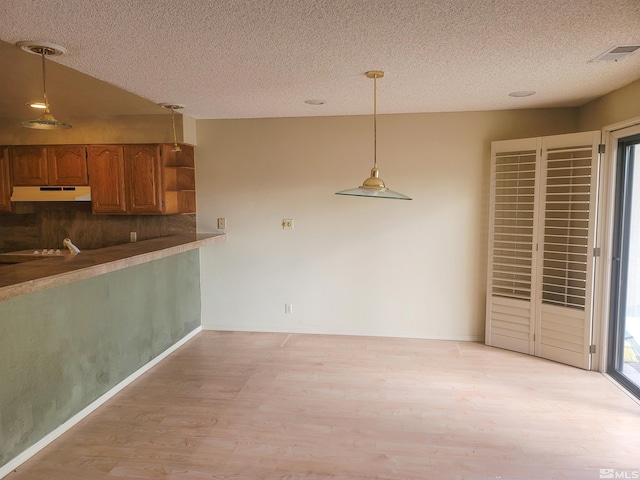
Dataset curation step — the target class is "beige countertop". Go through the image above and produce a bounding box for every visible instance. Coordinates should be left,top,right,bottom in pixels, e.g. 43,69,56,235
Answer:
0,233,225,302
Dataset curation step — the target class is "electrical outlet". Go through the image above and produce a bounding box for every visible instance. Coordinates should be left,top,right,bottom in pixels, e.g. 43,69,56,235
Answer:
129,231,137,242
282,219,294,229
218,217,226,230
285,303,293,314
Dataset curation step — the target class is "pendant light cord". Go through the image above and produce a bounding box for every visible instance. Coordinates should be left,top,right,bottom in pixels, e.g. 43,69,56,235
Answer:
373,74,377,170
41,51,49,109
170,106,182,152
171,108,178,147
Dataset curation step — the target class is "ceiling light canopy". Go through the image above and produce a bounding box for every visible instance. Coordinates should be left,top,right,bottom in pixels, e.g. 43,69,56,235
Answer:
18,41,72,130
335,71,411,200
160,103,185,152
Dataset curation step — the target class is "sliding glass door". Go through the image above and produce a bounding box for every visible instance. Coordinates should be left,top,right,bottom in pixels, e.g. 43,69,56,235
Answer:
609,132,640,399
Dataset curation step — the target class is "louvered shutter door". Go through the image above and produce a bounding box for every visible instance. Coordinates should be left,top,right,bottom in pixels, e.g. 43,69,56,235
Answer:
535,131,600,369
486,138,540,354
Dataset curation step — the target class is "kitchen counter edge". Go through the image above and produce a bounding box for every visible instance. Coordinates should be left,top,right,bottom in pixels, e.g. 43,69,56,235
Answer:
0,233,226,302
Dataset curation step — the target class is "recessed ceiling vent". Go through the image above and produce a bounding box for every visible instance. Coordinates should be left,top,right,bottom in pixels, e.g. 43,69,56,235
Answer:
590,44,640,62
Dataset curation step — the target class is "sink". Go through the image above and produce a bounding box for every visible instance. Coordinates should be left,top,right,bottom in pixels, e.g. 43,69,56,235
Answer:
0,250,74,265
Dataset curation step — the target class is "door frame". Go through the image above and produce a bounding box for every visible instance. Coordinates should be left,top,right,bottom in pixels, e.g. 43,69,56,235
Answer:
595,117,640,374
607,131,640,398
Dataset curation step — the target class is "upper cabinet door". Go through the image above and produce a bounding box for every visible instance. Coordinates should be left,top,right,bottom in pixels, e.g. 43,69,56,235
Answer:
125,145,163,214
87,145,127,214
0,147,12,213
11,146,48,185
47,146,88,185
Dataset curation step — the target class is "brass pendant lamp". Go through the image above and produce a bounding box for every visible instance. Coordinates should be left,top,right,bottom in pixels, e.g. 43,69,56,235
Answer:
18,41,72,130
160,103,185,152
335,70,411,200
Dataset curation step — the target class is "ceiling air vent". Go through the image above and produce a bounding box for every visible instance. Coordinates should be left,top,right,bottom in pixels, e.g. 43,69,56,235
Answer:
590,44,640,62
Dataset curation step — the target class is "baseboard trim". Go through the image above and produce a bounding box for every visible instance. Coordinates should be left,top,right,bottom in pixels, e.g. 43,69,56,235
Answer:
201,325,483,342
0,326,202,479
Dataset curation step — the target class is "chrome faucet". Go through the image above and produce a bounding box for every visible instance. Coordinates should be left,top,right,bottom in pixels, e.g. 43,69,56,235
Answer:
63,238,81,254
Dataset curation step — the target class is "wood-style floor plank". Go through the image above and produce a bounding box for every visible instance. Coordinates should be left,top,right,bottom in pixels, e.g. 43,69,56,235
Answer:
6,331,640,480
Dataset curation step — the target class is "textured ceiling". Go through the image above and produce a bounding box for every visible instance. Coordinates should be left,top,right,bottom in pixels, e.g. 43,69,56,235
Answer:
1,0,639,120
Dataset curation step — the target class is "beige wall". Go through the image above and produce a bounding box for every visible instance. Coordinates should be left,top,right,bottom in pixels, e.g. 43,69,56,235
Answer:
578,78,640,131
196,109,578,339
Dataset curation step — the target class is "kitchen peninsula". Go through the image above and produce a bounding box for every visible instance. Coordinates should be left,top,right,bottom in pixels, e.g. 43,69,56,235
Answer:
0,233,225,300
0,233,225,475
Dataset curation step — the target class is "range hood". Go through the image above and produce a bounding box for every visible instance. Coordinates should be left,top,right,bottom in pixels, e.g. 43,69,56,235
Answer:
11,186,91,202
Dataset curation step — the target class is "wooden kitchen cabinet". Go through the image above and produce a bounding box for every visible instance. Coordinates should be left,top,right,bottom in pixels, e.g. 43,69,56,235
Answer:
10,145,88,186
10,146,48,185
125,144,164,214
0,146,12,213
87,145,127,214
87,143,195,215
47,145,88,185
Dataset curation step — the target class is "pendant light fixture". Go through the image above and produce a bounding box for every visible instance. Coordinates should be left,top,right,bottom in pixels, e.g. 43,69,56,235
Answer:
335,70,411,200
160,103,185,152
17,41,72,130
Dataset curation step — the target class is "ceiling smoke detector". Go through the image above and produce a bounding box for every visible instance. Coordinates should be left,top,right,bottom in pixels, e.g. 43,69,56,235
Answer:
590,45,640,62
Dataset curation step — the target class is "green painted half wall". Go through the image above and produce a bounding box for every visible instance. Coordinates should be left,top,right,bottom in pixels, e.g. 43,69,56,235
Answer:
0,250,201,468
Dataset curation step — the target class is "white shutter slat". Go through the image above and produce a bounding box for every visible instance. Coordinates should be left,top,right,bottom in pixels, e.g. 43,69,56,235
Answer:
493,325,530,340
491,301,531,317
492,312,530,326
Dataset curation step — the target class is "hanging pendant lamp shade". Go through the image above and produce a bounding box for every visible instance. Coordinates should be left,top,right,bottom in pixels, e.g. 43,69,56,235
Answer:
18,42,72,130
159,103,185,152
335,71,411,200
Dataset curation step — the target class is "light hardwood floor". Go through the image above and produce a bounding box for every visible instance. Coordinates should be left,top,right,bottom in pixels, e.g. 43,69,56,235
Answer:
6,331,640,480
